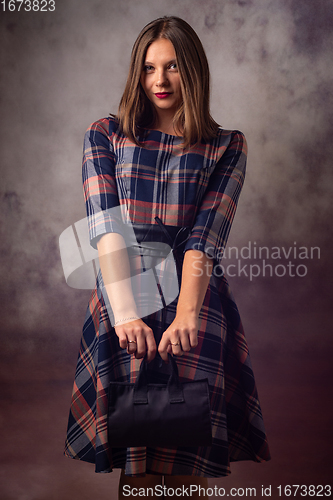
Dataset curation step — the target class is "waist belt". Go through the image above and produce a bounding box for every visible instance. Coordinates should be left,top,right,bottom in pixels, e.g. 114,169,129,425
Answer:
130,216,191,264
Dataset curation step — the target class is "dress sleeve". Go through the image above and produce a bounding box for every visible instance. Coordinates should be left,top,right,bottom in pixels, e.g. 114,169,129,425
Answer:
82,118,122,249
183,130,247,265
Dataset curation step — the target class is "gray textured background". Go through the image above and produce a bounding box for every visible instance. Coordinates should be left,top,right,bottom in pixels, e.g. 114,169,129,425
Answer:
0,0,332,498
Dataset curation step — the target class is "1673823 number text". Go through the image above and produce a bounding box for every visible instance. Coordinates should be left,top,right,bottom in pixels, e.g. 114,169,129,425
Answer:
1,0,55,11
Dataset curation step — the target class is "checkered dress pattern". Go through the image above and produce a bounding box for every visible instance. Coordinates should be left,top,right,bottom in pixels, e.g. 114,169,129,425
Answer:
64,117,270,477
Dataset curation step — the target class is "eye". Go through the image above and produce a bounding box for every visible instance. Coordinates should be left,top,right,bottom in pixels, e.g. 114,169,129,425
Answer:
169,63,178,71
143,65,154,73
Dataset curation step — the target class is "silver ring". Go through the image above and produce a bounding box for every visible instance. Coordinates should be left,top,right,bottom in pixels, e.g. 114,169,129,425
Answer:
127,340,137,344
170,342,180,346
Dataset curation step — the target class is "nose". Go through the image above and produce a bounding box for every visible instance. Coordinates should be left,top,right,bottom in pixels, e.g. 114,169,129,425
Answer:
155,69,168,87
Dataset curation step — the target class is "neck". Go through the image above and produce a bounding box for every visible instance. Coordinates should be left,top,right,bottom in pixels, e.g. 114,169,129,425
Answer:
153,110,181,136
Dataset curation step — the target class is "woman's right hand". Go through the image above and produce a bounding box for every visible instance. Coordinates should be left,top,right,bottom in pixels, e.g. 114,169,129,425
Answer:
114,318,157,362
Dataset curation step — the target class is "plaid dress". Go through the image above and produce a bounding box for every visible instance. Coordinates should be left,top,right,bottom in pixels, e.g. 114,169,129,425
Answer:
64,116,270,477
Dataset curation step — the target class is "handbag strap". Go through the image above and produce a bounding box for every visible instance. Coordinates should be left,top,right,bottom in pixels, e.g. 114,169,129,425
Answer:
134,355,185,405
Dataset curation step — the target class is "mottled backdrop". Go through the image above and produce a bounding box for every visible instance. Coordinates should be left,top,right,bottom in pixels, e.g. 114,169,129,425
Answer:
0,0,332,499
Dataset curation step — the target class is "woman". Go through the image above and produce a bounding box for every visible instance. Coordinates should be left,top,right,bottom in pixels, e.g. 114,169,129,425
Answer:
64,16,270,498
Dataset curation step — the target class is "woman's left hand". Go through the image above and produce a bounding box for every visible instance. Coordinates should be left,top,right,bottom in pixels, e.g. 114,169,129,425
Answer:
158,311,199,361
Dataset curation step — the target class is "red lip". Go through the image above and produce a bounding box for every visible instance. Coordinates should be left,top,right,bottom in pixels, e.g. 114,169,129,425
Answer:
155,93,171,99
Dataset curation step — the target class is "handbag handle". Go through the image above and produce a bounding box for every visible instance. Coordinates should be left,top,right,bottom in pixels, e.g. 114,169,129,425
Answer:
134,354,185,405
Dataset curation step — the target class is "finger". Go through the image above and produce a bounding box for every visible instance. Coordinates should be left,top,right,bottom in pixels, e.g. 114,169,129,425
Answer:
126,336,137,355
189,329,199,349
115,328,129,350
134,330,147,359
179,331,191,352
115,324,137,354
158,335,170,362
145,330,157,363
170,339,183,357
163,344,174,362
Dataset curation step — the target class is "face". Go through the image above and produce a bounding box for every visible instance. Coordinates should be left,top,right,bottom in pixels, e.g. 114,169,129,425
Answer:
140,38,182,120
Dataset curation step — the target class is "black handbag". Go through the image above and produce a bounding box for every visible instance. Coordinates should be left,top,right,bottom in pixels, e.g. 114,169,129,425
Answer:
107,355,212,448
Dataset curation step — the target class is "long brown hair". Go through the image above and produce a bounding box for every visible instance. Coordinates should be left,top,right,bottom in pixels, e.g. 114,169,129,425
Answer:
117,16,219,149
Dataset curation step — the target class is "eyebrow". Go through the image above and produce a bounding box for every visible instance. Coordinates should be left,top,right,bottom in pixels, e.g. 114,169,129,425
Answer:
144,59,177,65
